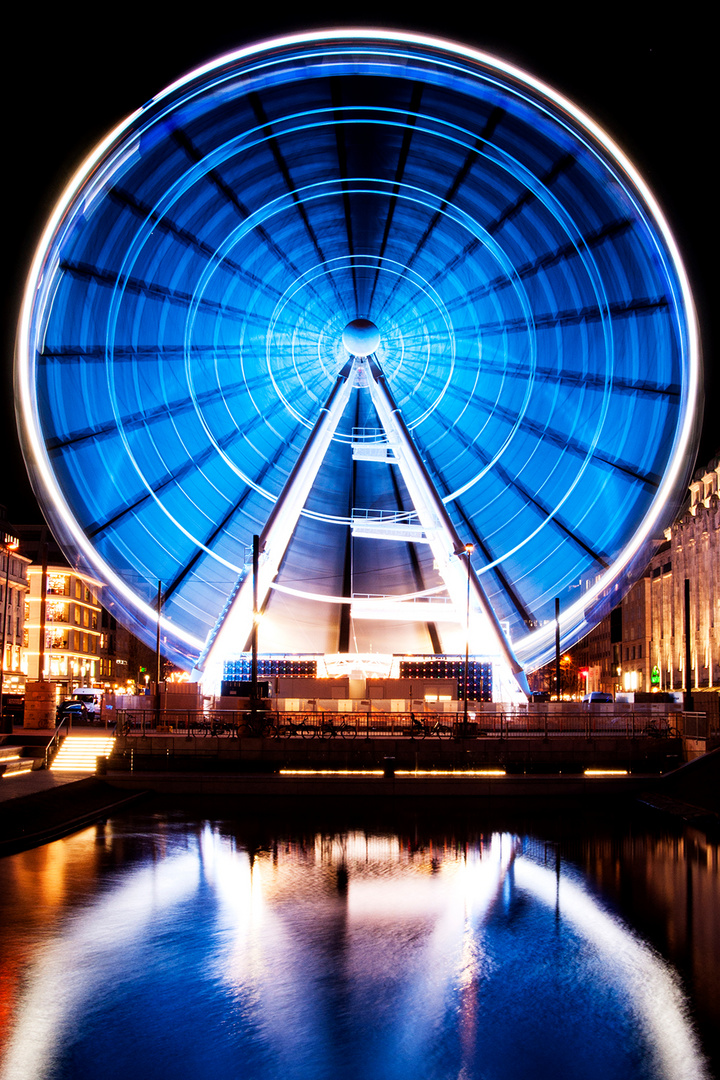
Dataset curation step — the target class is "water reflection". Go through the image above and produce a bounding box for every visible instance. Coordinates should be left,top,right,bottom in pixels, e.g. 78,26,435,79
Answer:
0,809,715,1080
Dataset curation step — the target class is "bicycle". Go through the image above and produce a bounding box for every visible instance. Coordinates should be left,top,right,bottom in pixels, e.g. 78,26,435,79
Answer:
276,717,318,738
639,719,680,738
194,716,238,737
410,716,454,738
410,715,427,739
317,717,357,739
243,713,275,738
115,714,138,736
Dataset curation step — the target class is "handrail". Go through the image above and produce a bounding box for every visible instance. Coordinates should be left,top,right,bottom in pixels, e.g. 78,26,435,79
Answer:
351,427,387,443
110,707,702,743
44,715,70,769
352,592,452,606
351,507,419,524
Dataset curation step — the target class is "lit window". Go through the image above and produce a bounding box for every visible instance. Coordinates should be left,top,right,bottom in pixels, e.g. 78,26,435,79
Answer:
47,573,69,595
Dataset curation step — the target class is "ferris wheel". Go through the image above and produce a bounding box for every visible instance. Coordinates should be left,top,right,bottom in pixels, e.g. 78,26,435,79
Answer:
16,31,700,675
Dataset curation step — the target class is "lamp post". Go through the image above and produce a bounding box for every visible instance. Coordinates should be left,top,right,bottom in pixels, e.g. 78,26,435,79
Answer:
251,534,259,718
0,531,20,735
555,597,561,702
463,543,474,737
154,579,162,734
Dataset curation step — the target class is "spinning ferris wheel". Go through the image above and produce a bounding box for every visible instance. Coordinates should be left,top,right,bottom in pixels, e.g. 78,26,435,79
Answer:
16,31,700,684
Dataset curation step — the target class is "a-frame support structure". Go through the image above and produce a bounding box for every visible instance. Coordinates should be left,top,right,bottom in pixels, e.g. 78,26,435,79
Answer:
196,353,529,699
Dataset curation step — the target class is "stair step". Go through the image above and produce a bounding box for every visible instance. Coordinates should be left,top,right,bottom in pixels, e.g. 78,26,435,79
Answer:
0,754,35,778
51,736,116,773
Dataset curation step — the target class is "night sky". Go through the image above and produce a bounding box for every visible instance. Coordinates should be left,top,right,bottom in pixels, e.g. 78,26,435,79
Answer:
2,3,713,525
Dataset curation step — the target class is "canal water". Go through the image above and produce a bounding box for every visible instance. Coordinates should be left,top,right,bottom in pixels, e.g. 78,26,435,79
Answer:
0,800,717,1080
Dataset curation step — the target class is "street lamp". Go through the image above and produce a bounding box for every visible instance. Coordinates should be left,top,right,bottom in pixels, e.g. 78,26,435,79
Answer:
251,534,260,718
462,543,474,736
0,531,20,735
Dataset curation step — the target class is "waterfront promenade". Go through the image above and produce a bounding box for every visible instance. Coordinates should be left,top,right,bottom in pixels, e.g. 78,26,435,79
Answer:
1,718,718,857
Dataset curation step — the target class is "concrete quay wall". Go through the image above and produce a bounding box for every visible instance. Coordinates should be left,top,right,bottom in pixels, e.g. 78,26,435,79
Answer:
104,769,658,800
110,733,682,774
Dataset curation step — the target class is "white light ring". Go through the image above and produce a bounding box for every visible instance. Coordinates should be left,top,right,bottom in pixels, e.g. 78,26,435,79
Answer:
16,30,699,667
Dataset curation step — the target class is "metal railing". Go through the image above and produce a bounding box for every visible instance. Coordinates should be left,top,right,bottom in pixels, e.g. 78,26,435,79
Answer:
352,592,453,608
113,709,696,741
351,427,387,443
44,715,70,769
682,712,709,739
351,508,419,525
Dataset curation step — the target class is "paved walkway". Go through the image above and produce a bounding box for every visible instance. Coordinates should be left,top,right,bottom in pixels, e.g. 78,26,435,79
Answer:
0,768,90,804
0,724,114,805
0,726,148,854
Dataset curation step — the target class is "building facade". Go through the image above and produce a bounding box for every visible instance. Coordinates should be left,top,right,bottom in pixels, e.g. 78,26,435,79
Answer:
583,453,720,696
650,456,720,691
1,542,31,696
97,609,157,693
25,565,103,695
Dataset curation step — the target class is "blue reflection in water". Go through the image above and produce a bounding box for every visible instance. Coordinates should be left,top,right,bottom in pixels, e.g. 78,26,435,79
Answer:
0,823,709,1080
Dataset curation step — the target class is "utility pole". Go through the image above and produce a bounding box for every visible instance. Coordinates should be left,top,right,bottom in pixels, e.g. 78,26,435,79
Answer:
251,535,259,717
463,543,474,736
555,598,561,702
38,528,48,685
155,580,162,730
684,578,693,712
0,531,20,735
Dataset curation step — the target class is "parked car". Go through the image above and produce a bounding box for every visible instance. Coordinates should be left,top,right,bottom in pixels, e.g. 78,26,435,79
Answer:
528,691,551,702
56,700,89,723
582,692,614,704
71,687,102,719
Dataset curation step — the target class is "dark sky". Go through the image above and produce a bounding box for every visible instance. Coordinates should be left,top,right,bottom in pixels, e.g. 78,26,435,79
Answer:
2,3,714,526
